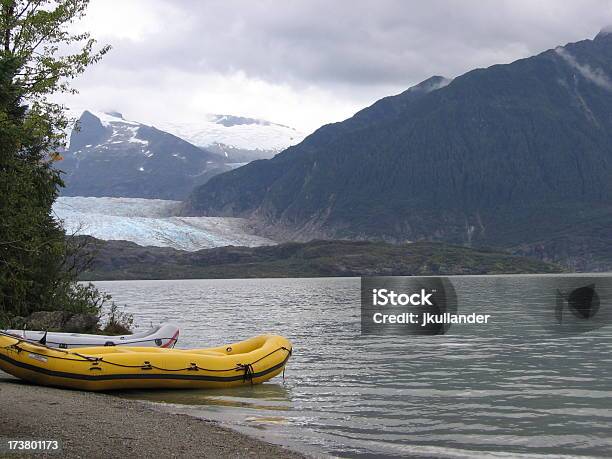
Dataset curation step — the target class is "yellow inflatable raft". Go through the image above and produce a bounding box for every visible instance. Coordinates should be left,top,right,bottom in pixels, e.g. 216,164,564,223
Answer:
0,332,292,391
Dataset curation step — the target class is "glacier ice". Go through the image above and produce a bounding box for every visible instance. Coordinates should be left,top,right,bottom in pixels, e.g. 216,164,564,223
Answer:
155,118,305,152
65,109,305,154
53,196,275,251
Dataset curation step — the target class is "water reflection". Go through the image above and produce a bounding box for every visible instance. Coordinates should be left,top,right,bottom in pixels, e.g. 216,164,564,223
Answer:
115,383,292,411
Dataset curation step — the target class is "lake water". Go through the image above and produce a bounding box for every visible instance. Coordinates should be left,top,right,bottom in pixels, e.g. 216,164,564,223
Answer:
95,276,612,458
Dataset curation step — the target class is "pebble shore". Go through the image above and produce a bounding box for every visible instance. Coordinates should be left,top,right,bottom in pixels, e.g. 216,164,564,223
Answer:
0,372,306,458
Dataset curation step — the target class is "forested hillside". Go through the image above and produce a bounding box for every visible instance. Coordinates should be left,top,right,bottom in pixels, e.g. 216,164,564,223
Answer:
186,32,612,269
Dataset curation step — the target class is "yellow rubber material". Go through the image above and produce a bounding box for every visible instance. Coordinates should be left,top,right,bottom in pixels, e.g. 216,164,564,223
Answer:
0,333,292,391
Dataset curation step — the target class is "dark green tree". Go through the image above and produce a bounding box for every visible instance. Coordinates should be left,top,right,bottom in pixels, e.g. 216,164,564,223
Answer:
0,0,111,325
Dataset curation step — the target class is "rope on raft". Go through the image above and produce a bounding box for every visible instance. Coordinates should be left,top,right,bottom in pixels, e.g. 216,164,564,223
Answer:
237,363,255,384
1,331,291,377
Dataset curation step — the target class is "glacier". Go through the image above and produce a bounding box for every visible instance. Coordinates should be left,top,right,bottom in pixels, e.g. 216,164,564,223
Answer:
65,109,305,154
155,117,305,152
53,196,275,251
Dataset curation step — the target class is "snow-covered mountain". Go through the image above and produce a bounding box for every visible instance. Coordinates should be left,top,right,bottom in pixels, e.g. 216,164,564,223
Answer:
54,196,274,251
154,114,306,162
61,110,232,199
60,110,305,198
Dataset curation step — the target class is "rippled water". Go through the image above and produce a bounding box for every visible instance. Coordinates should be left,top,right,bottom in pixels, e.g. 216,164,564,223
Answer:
96,276,612,458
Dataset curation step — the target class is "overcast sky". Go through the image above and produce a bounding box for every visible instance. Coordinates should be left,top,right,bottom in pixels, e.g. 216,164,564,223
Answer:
59,0,612,133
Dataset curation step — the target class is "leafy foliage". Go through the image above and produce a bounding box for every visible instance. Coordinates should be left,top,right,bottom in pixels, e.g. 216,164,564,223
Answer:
0,0,112,327
102,302,134,335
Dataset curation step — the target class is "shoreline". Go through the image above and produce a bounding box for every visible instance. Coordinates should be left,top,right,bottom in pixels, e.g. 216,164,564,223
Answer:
0,372,306,458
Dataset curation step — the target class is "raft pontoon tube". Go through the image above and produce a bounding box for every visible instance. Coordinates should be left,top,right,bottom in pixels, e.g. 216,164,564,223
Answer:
2,323,180,349
0,332,292,391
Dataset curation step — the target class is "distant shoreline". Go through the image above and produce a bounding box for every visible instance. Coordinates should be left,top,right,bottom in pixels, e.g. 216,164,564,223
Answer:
77,237,563,282
0,372,304,458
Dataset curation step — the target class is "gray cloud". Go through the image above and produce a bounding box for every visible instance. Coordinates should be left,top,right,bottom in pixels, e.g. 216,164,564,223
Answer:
101,0,610,84
556,47,612,91
64,0,612,132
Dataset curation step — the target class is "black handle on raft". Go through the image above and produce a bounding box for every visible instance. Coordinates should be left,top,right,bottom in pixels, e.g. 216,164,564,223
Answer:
237,363,254,385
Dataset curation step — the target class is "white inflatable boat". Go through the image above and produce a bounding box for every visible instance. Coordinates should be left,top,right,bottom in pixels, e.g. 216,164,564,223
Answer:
2,322,179,349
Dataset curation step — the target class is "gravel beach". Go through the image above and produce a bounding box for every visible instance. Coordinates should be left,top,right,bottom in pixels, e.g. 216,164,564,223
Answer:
0,372,306,458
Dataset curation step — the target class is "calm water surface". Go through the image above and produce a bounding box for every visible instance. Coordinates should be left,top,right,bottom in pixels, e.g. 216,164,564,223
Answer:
96,276,612,458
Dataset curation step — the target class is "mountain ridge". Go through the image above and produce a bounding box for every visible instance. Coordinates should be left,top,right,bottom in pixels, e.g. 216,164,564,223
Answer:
60,110,231,199
184,32,612,269
152,113,305,161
